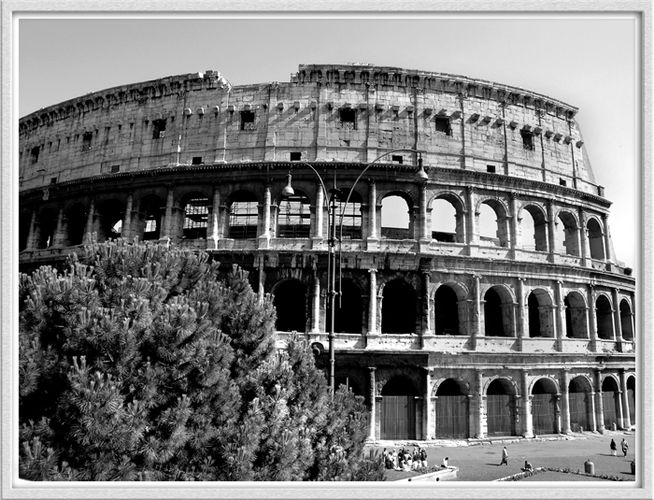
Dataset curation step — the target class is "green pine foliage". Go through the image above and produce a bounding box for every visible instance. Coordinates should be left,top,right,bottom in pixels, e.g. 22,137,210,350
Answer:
19,239,383,481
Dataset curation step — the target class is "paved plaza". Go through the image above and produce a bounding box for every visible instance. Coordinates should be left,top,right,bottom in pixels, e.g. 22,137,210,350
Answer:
374,430,636,482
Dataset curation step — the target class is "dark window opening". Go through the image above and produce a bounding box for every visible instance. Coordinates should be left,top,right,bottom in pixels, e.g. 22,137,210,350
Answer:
290,152,302,161
521,130,535,150
528,293,542,337
192,156,203,165
339,108,357,129
82,132,93,152
152,119,167,139
30,146,39,164
435,286,460,335
240,110,255,131
392,155,403,164
432,231,455,242
110,165,120,173
596,296,613,340
484,288,509,337
435,116,452,136
331,279,363,334
487,165,496,173
559,178,567,186
381,279,416,334
274,280,306,332
50,177,57,184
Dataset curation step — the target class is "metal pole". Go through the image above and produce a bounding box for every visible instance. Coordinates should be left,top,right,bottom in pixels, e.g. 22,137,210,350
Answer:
328,190,337,398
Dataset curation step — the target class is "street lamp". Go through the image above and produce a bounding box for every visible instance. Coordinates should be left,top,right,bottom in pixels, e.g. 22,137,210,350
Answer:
282,149,428,397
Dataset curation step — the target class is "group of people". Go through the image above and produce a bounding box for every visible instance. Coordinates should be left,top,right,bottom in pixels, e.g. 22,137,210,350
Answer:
382,447,430,471
610,438,629,457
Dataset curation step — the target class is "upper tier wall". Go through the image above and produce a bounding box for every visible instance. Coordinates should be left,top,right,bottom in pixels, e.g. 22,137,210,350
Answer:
18,64,597,196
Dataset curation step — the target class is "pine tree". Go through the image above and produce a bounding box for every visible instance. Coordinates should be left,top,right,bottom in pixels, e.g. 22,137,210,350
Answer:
19,239,383,481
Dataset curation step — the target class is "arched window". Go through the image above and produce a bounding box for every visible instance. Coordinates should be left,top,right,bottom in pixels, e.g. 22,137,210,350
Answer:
278,191,311,238
484,286,512,337
587,219,605,260
431,197,461,243
435,379,469,438
335,192,362,239
601,377,621,429
486,379,517,436
557,212,580,256
139,195,162,241
36,208,58,248
381,279,416,334
434,285,460,335
381,194,410,239
183,196,210,239
527,289,554,338
479,200,508,247
380,375,420,440
229,191,259,239
65,203,87,246
273,279,306,332
595,295,613,340
333,279,363,334
96,199,123,242
568,376,592,432
620,299,634,340
565,292,588,339
19,211,31,251
532,378,558,435
520,205,547,251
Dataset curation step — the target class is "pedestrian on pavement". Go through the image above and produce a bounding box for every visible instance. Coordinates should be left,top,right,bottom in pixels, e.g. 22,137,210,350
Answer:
499,446,509,466
621,438,629,457
610,438,617,456
521,460,533,472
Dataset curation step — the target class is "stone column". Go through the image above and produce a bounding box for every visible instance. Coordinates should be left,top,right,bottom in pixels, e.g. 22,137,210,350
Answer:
620,370,631,429
612,288,623,341
52,207,65,247
419,183,429,241
471,274,481,349
554,393,562,434
368,367,376,441
368,269,378,335
210,188,222,245
424,369,433,440
476,370,486,438
314,182,324,239
595,369,605,433
422,271,432,338
578,209,589,266
311,269,321,334
509,193,518,257
26,210,38,250
465,186,476,250
616,386,625,430
367,180,377,239
589,390,598,432
560,370,571,434
122,193,133,240
161,187,175,241
546,201,556,261
84,199,96,243
516,278,526,349
601,213,612,262
522,370,534,438
257,255,266,304
588,285,598,351
555,281,565,351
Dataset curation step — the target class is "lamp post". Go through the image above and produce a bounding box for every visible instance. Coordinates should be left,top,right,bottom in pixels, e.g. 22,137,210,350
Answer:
282,149,428,398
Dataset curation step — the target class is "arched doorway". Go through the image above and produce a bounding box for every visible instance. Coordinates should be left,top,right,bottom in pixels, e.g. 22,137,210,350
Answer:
484,286,513,337
333,279,363,334
381,279,416,334
531,378,558,435
596,296,613,340
620,300,634,341
601,377,621,430
568,376,592,432
565,292,588,338
626,376,635,427
486,379,517,436
381,376,420,440
273,279,307,332
434,285,460,335
434,379,469,438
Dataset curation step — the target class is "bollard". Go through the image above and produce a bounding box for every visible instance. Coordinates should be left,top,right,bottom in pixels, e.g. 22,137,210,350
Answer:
580,426,583,433
612,422,617,431
584,459,595,475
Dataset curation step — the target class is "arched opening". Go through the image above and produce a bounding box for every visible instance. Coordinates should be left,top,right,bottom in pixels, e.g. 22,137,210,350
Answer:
139,195,162,241
182,195,210,239
595,295,613,340
381,279,416,334
601,377,621,430
531,378,558,435
587,219,605,260
557,212,580,256
626,376,635,427
435,379,469,438
35,208,58,249
565,292,588,339
434,285,460,335
278,190,311,238
431,197,462,243
620,300,634,341
65,203,87,246
486,379,517,436
568,376,592,432
96,199,123,242
229,191,259,239
335,191,363,240
273,279,307,332
333,279,363,334
484,286,512,337
381,194,410,239
381,375,420,440
528,289,553,338
19,212,31,251
520,205,548,251
478,200,508,247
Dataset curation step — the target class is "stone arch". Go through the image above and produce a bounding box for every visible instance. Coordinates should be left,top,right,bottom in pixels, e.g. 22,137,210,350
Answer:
477,197,510,247
531,377,559,435
434,377,471,396
63,202,87,246
429,192,465,243
94,198,125,242
527,288,555,338
556,210,580,256
434,284,461,335
601,375,621,430
333,278,364,334
483,285,515,337
565,291,588,339
136,194,164,241
381,278,417,334
381,191,414,239
433,377,470,439
228,190,259,239
519,204,548,251
586,217,605,260
272,279,307,332
380,374,421,440
595,294,614,340
34,206,59,249
485,377,518,436
620,299,634,340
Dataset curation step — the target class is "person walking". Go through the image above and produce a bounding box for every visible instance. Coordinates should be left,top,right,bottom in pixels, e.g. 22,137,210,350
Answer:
621,438,629,457
610,438,617,456
499,446,509,466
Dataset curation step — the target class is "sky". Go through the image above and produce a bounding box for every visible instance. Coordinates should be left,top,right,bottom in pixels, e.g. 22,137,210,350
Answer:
17,14,639,267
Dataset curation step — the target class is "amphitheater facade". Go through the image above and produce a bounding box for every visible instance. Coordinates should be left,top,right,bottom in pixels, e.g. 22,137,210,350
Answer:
19,64,635,441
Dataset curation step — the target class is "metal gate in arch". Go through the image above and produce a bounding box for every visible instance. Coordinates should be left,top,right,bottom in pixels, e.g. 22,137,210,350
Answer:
435,395,469,438
381,396,416,440
486,395,516,436
532,393,557,435
602,391,620,429
568,392,591,432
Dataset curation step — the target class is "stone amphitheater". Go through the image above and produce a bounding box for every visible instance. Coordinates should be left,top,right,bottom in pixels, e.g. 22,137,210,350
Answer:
18,63,635,441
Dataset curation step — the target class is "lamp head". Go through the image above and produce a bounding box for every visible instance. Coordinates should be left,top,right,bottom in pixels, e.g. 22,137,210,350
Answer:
416,156,429,182
282,172,295,197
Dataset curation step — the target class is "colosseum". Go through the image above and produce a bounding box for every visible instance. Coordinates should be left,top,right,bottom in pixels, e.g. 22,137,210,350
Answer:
18,63,635,441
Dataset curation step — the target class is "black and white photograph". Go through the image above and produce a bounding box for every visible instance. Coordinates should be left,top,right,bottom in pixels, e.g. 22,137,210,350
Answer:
3,2,651,499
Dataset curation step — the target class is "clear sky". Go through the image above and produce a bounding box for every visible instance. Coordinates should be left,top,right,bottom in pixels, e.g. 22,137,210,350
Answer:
18,14,639,267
